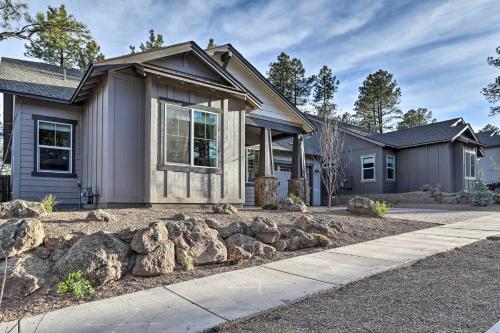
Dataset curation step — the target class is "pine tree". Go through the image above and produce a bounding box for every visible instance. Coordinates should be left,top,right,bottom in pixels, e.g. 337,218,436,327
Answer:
130,29,164,54
479,123,499,132
482,46,500,116
24,5,104,69
397,108,436,129
289,58,313,107
354,69,401,133
207,38,217,49
312,65,339,117
471,172,494,206
267,52,293,102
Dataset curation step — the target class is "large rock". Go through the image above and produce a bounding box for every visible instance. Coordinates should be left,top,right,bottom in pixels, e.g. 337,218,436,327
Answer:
224,234,276,261
166,219,227,265
346,196,376,216
278,197,307,212
54,231,130,286
0,218,45,257
0,254,51,299
0,199,46,218
250,217,280,244
212,203,238,215
130,222,168,254
132,241,175,277
218,221,250,239
43,234,75,251
86,209,116,223
286,229,318,251
294,215,335,238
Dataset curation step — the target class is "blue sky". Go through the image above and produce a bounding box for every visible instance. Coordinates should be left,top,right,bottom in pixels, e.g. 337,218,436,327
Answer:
1,0,500,130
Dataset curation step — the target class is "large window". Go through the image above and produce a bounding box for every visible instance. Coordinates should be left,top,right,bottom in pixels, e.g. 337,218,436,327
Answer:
165,104,218,168
36,120,73,174
246,148,259,182
386,155,395,181
361,155,376,182
465,149,477,179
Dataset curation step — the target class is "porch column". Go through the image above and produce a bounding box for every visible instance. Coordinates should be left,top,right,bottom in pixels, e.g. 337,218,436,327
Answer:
255,127,277,206
288,133,309,204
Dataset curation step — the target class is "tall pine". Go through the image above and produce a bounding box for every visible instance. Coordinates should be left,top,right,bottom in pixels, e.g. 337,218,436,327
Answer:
482,46,500,116
267,52,293,102
354,70,401,133
312,65,339,118
130,29,164,54
397,108,436,129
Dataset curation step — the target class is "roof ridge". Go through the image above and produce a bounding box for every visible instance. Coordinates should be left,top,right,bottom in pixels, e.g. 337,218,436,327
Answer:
371,117,463,136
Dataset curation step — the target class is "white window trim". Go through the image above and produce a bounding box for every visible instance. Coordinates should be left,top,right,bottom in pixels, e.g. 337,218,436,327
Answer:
386,154,396,181
164,104,219,169
37,120,73,174
464,148,477,180
361,154,376,182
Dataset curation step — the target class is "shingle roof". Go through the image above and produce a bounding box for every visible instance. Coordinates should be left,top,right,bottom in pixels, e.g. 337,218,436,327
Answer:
367,118,469,148
477,130,500,147
0,58,83,101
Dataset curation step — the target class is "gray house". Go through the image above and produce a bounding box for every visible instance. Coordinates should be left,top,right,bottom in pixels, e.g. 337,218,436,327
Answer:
337,117,484,195
0,41,316,207
477,130,500,185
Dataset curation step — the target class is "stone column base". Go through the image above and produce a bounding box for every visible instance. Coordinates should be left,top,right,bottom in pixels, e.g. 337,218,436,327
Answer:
255,176,278,207
288,178,309,205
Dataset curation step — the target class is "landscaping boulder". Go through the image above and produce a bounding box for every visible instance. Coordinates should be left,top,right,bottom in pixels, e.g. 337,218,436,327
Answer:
43,234,75,251
346,196,376,216
204,217,222,230
250,217,280,244
218,221,250,239
131,222,169,254
34,246,51,259
212,203,238,215
117,227,136,243
86,209,116,223
166,219,227,265
0,254,50,299
278,197,307,212
294,215,334,238
286,229,318,251
0,199,46,218
224,233,276,261
274,239,288,251
171,213,191,221
0,218,45,257
132,240,175,277
54,231,130,286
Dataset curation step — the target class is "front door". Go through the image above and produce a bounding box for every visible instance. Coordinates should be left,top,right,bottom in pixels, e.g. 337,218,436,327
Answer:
275,164,292,200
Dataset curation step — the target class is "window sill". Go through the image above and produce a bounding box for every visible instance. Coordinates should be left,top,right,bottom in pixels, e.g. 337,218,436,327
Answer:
386,179,396,182
31,171,77,178
361,179,376,183
158,164,222,175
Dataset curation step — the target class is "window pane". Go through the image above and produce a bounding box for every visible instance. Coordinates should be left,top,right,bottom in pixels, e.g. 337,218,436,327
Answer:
387,168,395,180
39,122,55,146
363,157,374,168
471,154,476,177
206,113,217,140
39,148,70,172
194,138,216,167
166,106,190,164
387,156,394,168
465,153,471,177
363,168,374,180
193,111,206,138
247,149,259,182
56,124,71,147
166,135,190,164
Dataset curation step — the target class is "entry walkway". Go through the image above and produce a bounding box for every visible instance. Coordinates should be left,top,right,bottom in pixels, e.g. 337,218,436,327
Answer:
1,213,499,333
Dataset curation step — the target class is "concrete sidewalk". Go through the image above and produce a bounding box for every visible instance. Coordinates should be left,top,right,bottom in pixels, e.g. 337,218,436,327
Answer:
1,213,499,333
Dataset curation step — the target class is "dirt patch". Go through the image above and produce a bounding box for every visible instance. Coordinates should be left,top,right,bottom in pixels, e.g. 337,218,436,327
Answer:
218,240,500,333
0,207,436,323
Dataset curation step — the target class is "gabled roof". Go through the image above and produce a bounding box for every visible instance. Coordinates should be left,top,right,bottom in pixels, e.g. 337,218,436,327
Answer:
206,44,316,132
0,58,83,103
477,130,500,148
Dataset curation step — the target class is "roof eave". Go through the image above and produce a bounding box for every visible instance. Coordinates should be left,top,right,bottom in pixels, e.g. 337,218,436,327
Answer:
0,88,71,104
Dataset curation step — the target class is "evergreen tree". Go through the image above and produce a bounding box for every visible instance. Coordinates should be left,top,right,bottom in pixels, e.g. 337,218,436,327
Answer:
479,123,499,132
397,108,436,129
267,52,293,102
207,38,217,49
312,65,339,117
354,69,401,133
24,5,104,69
130,29,164,54
337,112,357,126
0,0,35,41
471,172,494,206
482,46,500,116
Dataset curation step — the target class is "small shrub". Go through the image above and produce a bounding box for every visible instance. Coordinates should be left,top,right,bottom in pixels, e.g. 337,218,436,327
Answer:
262,203,278,210
374,201,391,217
181,255,194,271
313,234,331,247
288,193,301,204
56,271,94,299
420,184,433,192
471,173,494,207
41,194,59,213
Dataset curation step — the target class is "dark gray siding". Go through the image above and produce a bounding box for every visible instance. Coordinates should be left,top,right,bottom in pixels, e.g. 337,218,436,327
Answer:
478,146,500,184
382,148,397,193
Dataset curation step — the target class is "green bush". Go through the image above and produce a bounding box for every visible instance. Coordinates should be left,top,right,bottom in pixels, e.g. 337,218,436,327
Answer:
288,193,301,204
181,255,194,271
313,234,331,247
41,194,59,213
374,201,391,217
56,271,94,299
262,203,278,210
471,173,494,206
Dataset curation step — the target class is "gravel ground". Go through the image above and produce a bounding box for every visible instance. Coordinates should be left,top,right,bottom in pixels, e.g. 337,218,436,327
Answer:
386,208,500,224
217,240,500,333
0,207,436,323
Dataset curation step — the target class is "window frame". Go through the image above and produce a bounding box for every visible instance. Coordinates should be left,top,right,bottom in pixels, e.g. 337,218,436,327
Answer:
32,115,77,178
386,154,396,181
163,103,219,170
361,154,376,182
464,148,477,180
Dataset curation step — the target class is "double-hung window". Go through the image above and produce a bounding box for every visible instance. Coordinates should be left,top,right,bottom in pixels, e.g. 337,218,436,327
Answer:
164,104,218,168
35,117,75,175
465,149,477,179
386,155,395,181
361,155,376,182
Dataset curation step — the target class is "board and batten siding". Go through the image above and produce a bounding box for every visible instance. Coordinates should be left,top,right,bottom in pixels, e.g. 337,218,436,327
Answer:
13,97,82,205
382,149,397,193
145,78,245,205
479,146,500,184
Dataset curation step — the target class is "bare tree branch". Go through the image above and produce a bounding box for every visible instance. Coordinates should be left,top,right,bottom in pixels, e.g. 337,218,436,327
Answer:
0,245,7,308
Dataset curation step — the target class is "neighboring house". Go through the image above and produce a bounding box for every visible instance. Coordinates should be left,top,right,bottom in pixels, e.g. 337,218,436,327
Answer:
477,130,500,185
0,41,315,207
